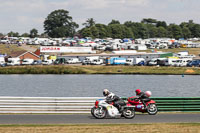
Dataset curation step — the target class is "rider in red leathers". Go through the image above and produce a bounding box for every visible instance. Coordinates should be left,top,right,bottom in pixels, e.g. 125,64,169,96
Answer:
135,89,151,110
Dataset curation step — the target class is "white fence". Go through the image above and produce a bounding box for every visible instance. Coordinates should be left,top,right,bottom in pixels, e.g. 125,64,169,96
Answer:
0,97,102,114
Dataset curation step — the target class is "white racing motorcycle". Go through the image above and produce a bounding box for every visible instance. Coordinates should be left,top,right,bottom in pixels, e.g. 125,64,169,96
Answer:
91,99,135,119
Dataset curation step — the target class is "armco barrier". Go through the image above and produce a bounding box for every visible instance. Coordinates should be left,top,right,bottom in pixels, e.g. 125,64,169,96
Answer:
152,97,200,112
0,97,199,113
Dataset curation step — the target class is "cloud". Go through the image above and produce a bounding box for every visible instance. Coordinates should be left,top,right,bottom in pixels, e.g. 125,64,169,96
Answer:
0,0,200,34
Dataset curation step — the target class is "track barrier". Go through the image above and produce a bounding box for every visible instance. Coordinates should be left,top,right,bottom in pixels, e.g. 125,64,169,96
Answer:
0,97,199,113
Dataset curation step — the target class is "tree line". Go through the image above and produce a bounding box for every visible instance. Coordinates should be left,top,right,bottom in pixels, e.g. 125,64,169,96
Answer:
79,18,200,40
1,9,200,39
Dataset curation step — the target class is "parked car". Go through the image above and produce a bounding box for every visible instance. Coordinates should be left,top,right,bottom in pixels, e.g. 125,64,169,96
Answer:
147,58,158,66
7,58,20,66
187,60,200,67
66,58,81,64
42,60,53,65
22,59,34,65
33,60,42,65
91,59,104,65
54,58,66,64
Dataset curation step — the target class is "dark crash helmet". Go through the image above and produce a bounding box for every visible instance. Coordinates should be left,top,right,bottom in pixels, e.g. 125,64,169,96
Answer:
103,89,110,96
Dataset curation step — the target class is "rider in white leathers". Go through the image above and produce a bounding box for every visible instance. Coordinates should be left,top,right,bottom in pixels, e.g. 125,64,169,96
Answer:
103,89,125,112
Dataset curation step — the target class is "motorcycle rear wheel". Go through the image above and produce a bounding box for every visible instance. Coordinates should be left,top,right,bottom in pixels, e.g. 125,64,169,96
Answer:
122,108,135,119
92,106,107,119
147,103,158,115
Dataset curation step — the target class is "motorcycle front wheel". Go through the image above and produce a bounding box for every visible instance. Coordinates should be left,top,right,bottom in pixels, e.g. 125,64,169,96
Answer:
92,106,107,119
122,108,135,119
147,103,158,115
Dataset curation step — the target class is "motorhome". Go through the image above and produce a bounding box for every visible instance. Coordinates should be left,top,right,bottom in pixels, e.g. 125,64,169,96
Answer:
7,58,20,66
164,57,179,66
173,58,192,67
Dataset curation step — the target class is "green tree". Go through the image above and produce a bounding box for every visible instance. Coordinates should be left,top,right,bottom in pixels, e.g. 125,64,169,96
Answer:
157,26,167,37
83,18,96,28
191,24,200,37
167,24,182,39
0,33,4,37
44,9,79,38
107,24,123,38
21,33,30,37
30,28,38,38
108,19,120,25
95,24,108,38
156,21,167,28
40,33,49,38
90,26,99,38
147,25,158,38
182,27,191,39
7,31,19,37
80,28,93,38
141,18,157,25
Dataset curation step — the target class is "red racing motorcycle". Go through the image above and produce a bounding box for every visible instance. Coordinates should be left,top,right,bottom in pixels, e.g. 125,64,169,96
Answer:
127,95,158,115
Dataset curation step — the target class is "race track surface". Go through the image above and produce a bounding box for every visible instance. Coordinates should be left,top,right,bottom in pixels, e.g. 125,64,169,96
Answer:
0,113,199,124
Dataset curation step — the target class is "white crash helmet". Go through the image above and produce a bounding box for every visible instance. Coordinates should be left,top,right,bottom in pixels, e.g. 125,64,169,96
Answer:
103,89,110,96
145,91,152,97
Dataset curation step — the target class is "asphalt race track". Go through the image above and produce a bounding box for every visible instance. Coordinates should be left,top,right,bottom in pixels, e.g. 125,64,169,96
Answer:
0,113,199,124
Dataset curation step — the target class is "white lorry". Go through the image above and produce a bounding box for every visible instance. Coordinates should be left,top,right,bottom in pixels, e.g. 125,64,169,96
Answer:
66,58,81,64
7,58,21,66
22,59,34,65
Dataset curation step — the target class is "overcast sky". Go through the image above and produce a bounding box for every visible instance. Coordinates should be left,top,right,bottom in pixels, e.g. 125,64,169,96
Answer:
0,0,200,34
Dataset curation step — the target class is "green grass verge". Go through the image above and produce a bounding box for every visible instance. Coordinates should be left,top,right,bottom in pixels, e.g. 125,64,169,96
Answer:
0,65,200,75
0,123,199,133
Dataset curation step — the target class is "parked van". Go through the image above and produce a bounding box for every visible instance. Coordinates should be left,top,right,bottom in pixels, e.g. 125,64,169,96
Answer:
147,58,158,66
22,59,34,65
91,59,104,65
66,58,81,64
7,58,20,66
125,58,145,65
82,56,99,65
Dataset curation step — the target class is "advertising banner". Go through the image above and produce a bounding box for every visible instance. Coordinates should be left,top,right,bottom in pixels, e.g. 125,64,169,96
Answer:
40,46,93,53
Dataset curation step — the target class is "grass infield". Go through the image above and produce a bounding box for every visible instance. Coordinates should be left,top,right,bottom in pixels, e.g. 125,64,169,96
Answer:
0,123,199,133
